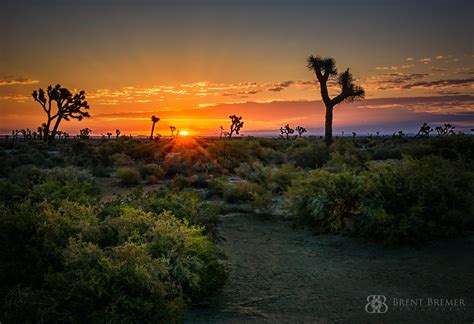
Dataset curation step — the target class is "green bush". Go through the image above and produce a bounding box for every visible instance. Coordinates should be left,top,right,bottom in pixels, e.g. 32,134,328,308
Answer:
285,156,474,243
116,167,141,186
358,156,474,243
288,140,329,168
285,169,360,233
0,192,225,322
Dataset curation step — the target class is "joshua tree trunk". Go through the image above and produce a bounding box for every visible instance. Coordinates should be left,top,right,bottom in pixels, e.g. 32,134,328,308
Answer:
324,105,334,144
49,115,63,143
150,122,156,139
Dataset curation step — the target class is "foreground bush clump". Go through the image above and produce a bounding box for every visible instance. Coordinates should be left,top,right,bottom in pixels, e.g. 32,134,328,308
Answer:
285,155,474,244
0,170,225,322
116,167,142,186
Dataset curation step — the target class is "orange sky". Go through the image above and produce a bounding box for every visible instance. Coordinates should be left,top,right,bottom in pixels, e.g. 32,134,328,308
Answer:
1,1,473,136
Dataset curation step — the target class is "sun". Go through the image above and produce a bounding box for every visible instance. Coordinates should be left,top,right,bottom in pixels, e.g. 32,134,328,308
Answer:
179,130,189,136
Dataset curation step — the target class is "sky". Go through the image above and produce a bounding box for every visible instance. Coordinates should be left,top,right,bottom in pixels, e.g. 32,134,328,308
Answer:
1,0,473,136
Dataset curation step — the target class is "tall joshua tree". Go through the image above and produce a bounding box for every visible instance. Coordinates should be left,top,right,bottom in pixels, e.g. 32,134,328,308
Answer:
150,115,160,139
307,55,365,144
228,115,244,138
32,84,90,143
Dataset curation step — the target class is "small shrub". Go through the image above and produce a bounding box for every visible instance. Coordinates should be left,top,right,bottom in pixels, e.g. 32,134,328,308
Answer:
116,167,141,186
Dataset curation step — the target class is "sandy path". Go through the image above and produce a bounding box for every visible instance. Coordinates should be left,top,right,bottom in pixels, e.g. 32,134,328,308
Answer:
187,212,474,323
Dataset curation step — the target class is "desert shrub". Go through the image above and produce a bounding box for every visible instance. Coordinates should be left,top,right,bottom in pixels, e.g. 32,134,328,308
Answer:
268,163,304,193
186,173,211,188
208,139,253,170
429,136,474,161
358,156,474,243
116,167,141,186
111,153,135,167
285,169,360,233
102,188,221,236
0,194,225,322
327,139,369,171
139,163,165,181
285,155,474,244
288,140,329,168
260,147,285,164
235,161,272,185
208,176,229,196
368,145,402,160
400,143,434,159
169,174,192,191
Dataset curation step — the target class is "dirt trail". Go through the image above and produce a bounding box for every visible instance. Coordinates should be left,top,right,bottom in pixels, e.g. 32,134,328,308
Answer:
187,212,474,323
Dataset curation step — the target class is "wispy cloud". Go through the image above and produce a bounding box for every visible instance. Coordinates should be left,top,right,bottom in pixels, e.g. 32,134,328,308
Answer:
0,77,39,86
401,77,474,90
268,80,295,92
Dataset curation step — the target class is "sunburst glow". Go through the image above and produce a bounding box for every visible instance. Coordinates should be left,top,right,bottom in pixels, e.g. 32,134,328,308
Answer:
179,130,189,136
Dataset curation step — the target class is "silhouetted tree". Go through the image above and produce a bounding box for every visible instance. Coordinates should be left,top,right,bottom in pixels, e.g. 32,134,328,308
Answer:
219,126,227,139
307,55,365,144
280,124,294,139
79,128,92,139
107,132,112,140
150,115,160,139
32,84,90,143
169,126,176,137
415,123,433,138
352,132,357,138
392,130,406,138
227,115,244,138
295,126,307,137
115,129,121,139
435,123,455,136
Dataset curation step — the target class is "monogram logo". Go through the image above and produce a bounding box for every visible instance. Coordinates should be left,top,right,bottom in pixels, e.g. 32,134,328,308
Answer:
365,295,389,313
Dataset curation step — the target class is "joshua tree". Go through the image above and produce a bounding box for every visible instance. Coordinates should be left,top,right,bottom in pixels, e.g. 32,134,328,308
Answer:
106,132,112,140
280,124,294,139
295,126,307,137
393,130,406,138
307,55,365,144
227,115,244,138
219,126,227,139
169,126,176,137
435,123,455,136
415,123,433,138
32,84,90,143
150,115,160,139
352,132,357,138
115,129,121,139
79,128,92,139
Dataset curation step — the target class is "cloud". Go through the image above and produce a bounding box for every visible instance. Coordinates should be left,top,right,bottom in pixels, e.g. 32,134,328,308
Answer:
431,67,447,72
0,77,39,86
376,64,414,71
420,58,431,64
406,57,415,61
435,55,445,59
401,77,474,90
367,73,429,90
268,80,295,92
